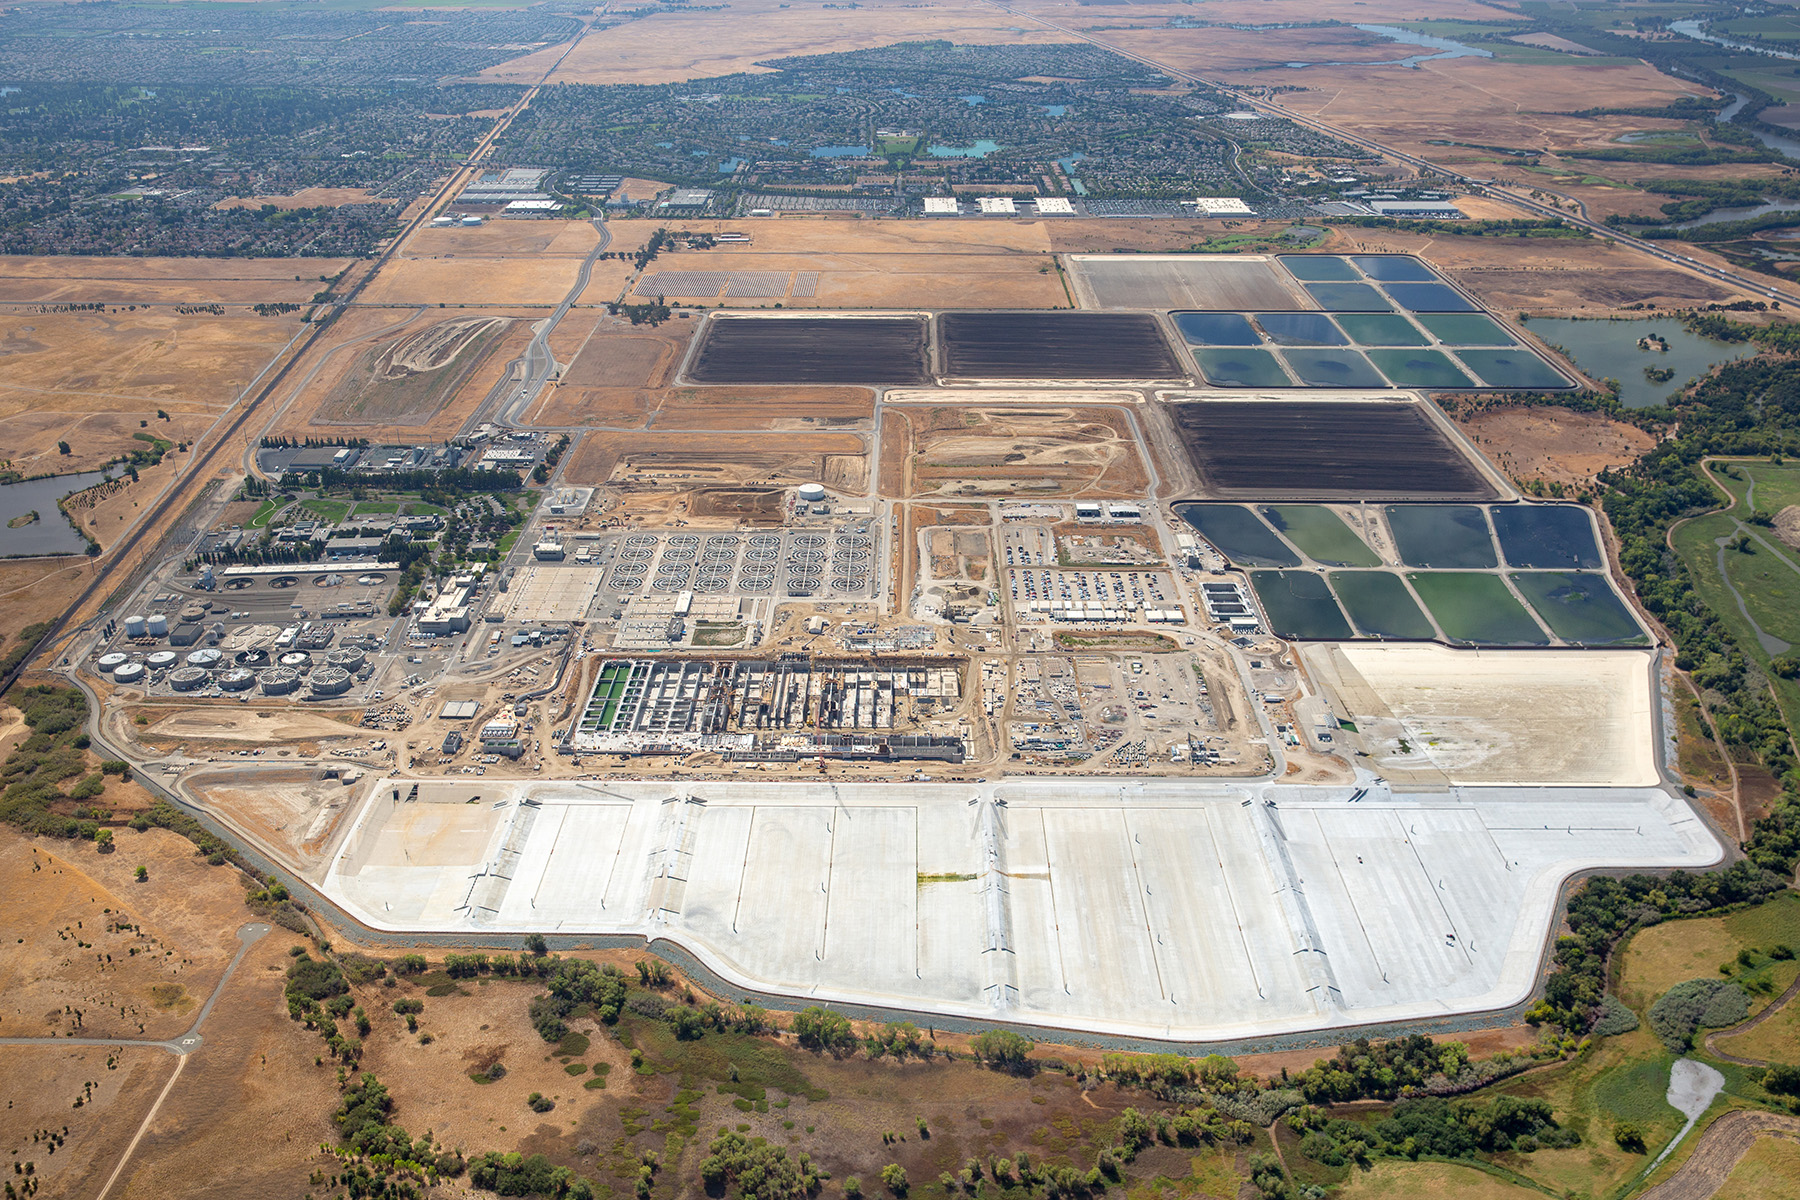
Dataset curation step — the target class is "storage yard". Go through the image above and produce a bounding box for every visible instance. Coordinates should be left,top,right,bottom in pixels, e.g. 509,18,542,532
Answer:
323,776,1718,1041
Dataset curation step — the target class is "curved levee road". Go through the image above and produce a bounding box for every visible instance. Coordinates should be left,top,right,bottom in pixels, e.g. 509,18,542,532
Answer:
1637,1110,1800,1200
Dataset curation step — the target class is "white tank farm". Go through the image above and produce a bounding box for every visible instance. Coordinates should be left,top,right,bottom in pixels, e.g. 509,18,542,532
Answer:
96,652,129,673
123,615,148,638
258,667,301,695
112,661,146,683
309,667,354,697
217,667,258,692
169,666,209,692
146,613,170,637
185,648,223,668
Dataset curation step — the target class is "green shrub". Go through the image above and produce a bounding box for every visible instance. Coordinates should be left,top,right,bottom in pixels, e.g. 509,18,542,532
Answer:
1648,979,1748,1051
1592,994,1641,1037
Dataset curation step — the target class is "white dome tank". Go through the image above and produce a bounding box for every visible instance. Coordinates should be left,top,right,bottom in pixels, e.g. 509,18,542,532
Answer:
96,652,129,673
797,483,827,503
123,615,148,638
279,651,312,669
113,662,146,683
146,613,170,637
145,651,178,670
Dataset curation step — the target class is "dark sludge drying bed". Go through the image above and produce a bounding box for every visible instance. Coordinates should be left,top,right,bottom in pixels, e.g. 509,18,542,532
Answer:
938,311,1183,379
687,315,930,384
1165,400,1496,500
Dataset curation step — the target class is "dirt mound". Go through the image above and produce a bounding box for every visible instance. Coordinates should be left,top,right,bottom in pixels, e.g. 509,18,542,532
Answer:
1774,504,1800,551
375,316,508,379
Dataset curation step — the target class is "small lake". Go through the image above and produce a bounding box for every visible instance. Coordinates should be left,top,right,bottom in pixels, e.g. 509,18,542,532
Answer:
961,94,986,106
1040,104,1067,116
1057,152,1088,195
0,470,109,557
717,156,746,173
810,145,869,158
1526,317,1756,409
1670,199,1800,229
929,139,1001,158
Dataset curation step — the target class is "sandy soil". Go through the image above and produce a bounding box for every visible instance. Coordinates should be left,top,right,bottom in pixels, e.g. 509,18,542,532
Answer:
0,828,247,1041
142,706,364,745
186,769,366,871
1455,406,1658,490
1302,644,1659,787
563,429,868,495
0,1045,173,1199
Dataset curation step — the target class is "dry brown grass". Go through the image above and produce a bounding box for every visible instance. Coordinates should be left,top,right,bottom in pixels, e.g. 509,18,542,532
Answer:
0,828,249,1041
1455,406,1657,490
562,428,867,493
478,0,1079,86
0,309,303,470
0,255,349,305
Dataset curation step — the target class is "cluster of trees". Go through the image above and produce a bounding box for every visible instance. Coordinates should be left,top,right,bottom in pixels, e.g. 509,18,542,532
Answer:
699,1131,822,1200
1290,1095,1579,1167
0,686,100,838
1647,978,1750,1052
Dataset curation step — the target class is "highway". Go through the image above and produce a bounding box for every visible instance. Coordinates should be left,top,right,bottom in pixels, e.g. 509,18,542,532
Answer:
982,0,1800,308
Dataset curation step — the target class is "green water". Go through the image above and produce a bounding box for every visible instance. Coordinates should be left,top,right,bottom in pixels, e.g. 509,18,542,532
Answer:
1525,317,1755,409
1329,571,1436,639
1260,505,1382,566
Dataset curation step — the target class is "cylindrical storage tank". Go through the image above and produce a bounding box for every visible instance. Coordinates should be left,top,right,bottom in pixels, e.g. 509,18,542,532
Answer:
258,667,300,695
185,648,222,668
124,615,148,638
217,667,257,692
113,662,145,684
146,613,170,637
96,652,129,673
235,649,269,668
169,666,209,692
145,651,178,670
279,651,311,669
326,648,366,671
179,604,207,623
797,483,827,503
309,667,353,697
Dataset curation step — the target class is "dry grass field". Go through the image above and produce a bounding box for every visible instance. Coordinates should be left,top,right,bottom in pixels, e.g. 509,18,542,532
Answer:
478,0,1079,86
1455,406,1657,491
314,315,510,425
892,405,1149,499
0,828,246,1041
0,255,348,305
0,308,302,470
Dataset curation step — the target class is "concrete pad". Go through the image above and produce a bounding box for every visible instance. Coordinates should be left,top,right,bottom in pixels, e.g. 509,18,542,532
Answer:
323,776,1720,1043
1302,643,1658,786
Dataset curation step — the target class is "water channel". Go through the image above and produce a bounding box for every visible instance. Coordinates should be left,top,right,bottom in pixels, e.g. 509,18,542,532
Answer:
0,470,109,557
1279,24,1493,69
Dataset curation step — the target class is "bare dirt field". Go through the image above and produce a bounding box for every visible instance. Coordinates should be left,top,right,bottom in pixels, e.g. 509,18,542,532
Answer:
554,325,687,391
315,315,510,425
186,769,366,870
638,250,1067,309
0,255,350,305
0,1044,172,1199
357,256,585,307
141,706,364,746
483,0,1079,85
562,428,867,495
0,308,303,471
893,404,1149,499
1454,405,1658,491
274,308,540,441
0,827,246,1041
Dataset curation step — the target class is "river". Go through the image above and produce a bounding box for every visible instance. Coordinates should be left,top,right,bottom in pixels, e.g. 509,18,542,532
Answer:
1279,24,1493,69
0,470,110,557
